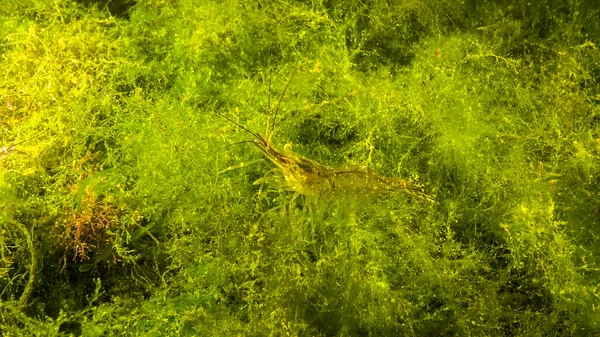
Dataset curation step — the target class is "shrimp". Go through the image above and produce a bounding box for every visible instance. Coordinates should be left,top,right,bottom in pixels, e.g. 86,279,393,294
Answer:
215,68,435,203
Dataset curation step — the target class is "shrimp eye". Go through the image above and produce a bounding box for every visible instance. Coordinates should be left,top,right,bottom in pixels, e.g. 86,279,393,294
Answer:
284,143,293,154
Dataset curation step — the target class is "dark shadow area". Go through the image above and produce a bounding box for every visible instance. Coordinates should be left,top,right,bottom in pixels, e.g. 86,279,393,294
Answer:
75,0,136,19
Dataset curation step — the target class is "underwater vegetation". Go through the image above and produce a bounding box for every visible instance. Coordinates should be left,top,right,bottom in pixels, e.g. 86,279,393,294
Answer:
1,0,600,335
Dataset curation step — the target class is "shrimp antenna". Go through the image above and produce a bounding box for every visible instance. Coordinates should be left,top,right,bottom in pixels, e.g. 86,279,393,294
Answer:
267,62,301,142
265,67,272,137
217,140,256,151
212,110,262,140
2,130,45,149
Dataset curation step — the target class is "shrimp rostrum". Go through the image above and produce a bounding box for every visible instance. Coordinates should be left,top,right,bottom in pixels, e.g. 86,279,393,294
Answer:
215,70,435,204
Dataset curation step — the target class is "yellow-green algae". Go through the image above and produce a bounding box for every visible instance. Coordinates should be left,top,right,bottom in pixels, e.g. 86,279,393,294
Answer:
1,0,599,335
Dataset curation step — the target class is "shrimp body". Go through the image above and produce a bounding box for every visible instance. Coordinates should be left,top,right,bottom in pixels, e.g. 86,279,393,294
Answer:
252,134,435,203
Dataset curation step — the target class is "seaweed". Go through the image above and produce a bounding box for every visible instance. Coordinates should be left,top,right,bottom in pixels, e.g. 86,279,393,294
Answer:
1,0,599,335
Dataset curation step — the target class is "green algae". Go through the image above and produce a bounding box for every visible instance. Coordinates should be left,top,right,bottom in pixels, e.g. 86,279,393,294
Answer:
1,0,600,335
